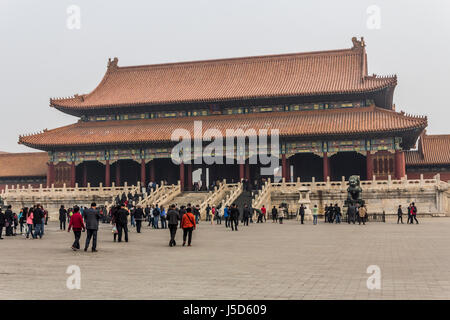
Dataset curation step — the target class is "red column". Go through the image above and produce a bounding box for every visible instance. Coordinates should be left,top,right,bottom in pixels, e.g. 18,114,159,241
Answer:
47,162,55,187
82,162,87,187
179,162,185,191
395,150,405,179
286,158,291,182
140,159,146,186
245,162,250,181
401,151,406,178
115,161,121,186
239,163,245,181
187,164,192,191
70,161,76,187
281,154,287,180
105,160,111,187
200,165,207,190
149,160,155,182
323,152,330,181
366,152,373,181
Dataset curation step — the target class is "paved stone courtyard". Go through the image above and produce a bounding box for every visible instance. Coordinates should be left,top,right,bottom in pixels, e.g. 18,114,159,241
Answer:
1,217,450,300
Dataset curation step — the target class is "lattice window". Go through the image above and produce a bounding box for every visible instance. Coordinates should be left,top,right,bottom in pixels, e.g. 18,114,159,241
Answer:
373,152,395,177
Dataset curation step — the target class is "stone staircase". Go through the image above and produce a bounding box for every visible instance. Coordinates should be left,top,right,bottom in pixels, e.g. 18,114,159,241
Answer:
233,190,253,219
170,191,210,208
138,182,181,208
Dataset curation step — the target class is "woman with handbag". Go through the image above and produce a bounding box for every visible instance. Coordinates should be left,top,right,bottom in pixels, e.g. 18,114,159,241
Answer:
110,205,120,242
181,207,196,247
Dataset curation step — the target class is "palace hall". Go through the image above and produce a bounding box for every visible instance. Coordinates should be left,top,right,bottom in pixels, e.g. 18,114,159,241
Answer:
13,37,449,190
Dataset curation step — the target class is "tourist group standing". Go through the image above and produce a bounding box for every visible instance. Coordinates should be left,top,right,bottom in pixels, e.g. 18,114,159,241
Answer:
0,195,422,253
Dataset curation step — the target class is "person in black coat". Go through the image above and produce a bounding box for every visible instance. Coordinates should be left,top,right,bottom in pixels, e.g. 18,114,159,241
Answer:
397,205,403,224
59,205,68,230
205,205,211,222
323,205,330,223
193,205,200,224
84,202,102,252
242,204,250,226
347,204,357,224
271,206,278,223
167,204,180,247
328,203,334,223
0,209,5,239
5,206,14,236
33,206,44,239
229,204,239,231
115,203,129,242
298,204,305,224
334,204,341,224
134,205,144,233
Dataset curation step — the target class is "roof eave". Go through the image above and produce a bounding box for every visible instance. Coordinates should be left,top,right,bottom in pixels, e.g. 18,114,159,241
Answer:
50,84,398,113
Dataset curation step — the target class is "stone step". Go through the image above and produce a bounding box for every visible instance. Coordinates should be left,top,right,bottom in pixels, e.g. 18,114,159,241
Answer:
170,192,210,207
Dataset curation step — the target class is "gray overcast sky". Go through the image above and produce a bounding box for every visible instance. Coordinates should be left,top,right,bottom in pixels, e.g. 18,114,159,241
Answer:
1,0,449,153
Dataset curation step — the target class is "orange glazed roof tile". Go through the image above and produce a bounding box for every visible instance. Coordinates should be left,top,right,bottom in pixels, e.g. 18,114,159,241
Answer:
0,152,48,178
50,38,396,110
19,106,426,149
405,134,450,166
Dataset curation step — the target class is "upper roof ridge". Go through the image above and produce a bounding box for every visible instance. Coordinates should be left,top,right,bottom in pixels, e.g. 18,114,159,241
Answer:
111,49,360,74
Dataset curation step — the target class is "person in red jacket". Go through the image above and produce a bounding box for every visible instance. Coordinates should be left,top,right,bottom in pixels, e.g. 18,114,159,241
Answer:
181,207,196,247
261,205,267,222
68,206,85,251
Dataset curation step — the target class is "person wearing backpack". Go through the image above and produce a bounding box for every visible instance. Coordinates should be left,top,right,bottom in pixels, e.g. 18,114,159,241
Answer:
181,207,196,246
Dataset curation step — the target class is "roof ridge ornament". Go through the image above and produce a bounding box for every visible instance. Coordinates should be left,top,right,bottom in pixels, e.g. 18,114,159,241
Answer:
107,57,119,71
74,94,85,102
351,37,365,50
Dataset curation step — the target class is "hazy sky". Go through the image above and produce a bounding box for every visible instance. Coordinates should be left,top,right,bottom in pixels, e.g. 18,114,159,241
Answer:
1,0,449,153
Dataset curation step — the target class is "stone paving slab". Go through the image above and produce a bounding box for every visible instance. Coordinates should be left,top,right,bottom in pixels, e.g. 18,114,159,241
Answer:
1,218,450,299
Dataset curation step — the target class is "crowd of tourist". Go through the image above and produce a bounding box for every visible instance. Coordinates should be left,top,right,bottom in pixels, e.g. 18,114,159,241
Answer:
0,193,420,248
0,204,49,239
